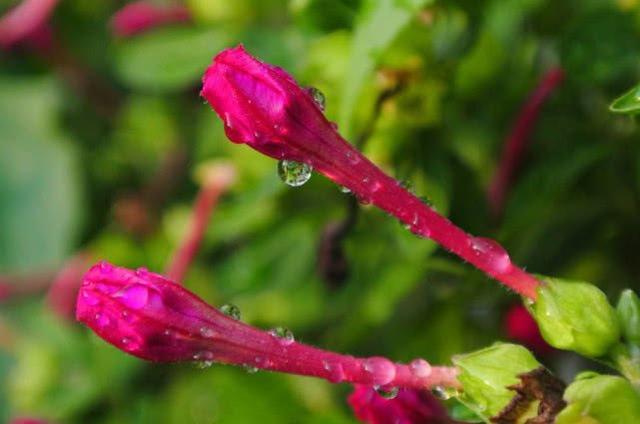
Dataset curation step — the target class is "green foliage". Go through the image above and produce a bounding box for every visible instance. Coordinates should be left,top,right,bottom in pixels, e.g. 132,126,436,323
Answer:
114,27,231,92
527,276,620,357
610,83,640,115
452,343,541,420
556,372,640,424
0,78,82,273
2,0,640,422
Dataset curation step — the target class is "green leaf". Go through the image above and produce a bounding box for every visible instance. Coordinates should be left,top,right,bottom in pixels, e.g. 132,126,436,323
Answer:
338,0,432,138
0,78,82,273
610,83,640,115
452,343,541,419
617,289,640,344
527,276,620,357
556,373,640,424
113,26,231,92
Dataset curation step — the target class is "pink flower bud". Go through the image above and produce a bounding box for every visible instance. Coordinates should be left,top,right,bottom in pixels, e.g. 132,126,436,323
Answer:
110,1,191,38
77,261,460,391
348,385,451,424
0,0,58,49
201,46,541,299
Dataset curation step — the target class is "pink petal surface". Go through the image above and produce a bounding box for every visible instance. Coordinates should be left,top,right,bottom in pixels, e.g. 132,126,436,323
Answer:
0,0,58,49
348,385,451,424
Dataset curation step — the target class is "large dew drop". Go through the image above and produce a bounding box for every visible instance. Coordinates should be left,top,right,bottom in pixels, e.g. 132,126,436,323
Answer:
277,160,313,187
362,357,396,386
469,237,512,273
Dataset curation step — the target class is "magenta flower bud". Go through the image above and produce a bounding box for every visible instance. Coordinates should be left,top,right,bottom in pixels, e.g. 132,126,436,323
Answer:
0,0,58,49
110,1,190,38
77,261,460,390
202,46,541,299
348,385,451,424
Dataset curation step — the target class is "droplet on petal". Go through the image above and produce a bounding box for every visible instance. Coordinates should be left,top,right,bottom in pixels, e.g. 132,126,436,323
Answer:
277,160,313,187
306,86,326,111
115,284,150,310
269,326,295,346
219,303,241,320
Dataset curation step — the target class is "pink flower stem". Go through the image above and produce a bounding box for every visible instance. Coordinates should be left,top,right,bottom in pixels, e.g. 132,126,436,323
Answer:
487,68,565,218
303,135,541,299
79,263,459,390
165,164,236,283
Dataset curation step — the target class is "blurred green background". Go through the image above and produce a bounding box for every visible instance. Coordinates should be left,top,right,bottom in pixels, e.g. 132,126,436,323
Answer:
1,0,640,422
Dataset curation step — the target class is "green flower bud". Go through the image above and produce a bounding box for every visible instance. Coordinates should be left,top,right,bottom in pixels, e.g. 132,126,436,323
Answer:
527,277,620,357
556,373,640,424
452,343,540,418
617,289,640,344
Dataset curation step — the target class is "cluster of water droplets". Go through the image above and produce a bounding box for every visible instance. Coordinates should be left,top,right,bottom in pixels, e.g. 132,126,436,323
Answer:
277,160,313,187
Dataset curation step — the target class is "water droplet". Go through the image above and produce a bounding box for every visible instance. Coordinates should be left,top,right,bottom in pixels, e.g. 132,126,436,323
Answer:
362,357,396,386
431,386,459,400
399,180,415,194
345,151,360,165
94,313,110,327
375,386,399,399
200,327,216,338
98,261,113,273
121,337,130,345
323,360,345,383
163,329,173,337
269,326,295,346
330,122,339,130
193,351,215,368
469,237,512,273
277,160,313,187
409,359,432,378
115,284,150,310
306,87,326,111
243,364,259,374
339,185,351,194
135,267,148,277
219,304,241,320
81,291,100,306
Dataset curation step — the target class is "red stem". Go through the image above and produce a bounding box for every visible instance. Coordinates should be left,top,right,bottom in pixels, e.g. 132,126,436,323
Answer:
293,131,541,299
165,164,235,283
487,68,565,218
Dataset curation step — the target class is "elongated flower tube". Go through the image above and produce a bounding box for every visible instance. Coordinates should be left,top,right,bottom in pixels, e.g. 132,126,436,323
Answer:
348,385,451,424
201,46,540,299
76,262,459,390
110,1,191,38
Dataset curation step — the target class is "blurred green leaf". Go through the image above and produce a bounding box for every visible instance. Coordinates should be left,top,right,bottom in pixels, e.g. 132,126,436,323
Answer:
0,78,82,273
339,0,432,138
556,373,640,424
113,26,231,92
610,83,640,115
